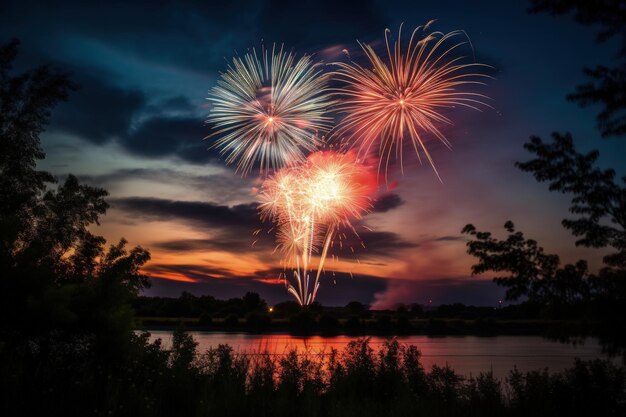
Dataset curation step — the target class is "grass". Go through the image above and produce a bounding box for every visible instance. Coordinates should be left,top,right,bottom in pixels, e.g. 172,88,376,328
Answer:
3,332,623,417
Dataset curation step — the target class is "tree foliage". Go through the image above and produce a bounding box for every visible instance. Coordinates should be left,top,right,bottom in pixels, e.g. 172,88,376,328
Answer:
0,39,150,345
462,133,626,317
516,132,626,268
529,0,626,137
462,222,592,305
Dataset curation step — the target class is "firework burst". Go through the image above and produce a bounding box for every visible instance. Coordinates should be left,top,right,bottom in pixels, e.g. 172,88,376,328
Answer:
207,45,333,175
333,24,491,181
258,151,375,305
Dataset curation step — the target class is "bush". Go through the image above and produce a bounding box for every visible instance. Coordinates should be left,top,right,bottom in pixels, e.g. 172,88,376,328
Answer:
289,310,315,333
319,313,339,333
3,332,625,417
245,312,271,329
198,312,213,327
223,313,239,327
345,315,363,333
375,314,393,333
397,315,412,334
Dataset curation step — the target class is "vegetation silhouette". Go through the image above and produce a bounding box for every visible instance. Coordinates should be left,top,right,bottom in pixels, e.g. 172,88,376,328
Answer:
0,38,152,416
462,0,626,357
463,134,625,313
530,0,626,137
2,0,626,413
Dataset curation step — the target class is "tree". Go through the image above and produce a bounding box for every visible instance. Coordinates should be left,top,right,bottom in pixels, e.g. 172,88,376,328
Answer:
462,221,591,306
0,39,150,344
462,135,625,316
0,39,74,268
516,133,625,269
529,0,626,137
462,1,626,323
243,291,267,311
346,301,367,316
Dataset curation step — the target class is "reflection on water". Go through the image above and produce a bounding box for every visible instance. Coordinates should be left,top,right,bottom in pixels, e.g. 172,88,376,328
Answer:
144,332,610,378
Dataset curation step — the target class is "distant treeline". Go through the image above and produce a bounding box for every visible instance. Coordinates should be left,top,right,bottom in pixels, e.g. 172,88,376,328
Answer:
132,291,587,321
132,292,608,340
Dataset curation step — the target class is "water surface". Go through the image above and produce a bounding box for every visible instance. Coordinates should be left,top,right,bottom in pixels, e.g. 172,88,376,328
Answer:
145,332,610,378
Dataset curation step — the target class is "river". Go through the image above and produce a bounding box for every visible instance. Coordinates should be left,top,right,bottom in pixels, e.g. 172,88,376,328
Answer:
143,331,611,379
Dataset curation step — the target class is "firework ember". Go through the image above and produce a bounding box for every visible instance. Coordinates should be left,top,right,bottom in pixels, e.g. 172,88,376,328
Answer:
207,45,333,175
258,151,375,305
333,24,491,181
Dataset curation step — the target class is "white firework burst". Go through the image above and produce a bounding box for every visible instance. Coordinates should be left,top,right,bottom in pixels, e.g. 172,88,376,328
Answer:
207,45,333,175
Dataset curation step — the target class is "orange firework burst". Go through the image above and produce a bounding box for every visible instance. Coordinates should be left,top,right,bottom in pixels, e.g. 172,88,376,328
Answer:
333,24,492,181
258,151,375,305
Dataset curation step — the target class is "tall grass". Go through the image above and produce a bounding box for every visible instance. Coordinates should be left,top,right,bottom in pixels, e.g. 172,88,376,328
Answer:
1,330,624,416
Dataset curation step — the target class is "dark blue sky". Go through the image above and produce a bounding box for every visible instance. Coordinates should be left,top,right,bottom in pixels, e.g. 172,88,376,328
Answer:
2,0,624,306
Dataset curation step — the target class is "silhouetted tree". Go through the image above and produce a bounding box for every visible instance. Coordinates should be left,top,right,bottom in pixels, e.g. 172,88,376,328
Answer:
1,39,74,269
0,39,150,346
529,1,626,53
460,0,626,323
516,133,625,269
243,291,267,311
0,39,157,416
272,300,301,318
462,221,591,306
462,135,625,319
346,301,367,316
529,0,626,137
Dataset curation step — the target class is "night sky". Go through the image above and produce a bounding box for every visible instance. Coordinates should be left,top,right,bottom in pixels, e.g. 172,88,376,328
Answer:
2,0,625,307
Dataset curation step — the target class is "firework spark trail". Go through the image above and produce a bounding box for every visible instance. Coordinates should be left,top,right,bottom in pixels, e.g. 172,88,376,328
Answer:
207,45,334,175
205,27,491,303
259,151,375,305
332,25,492,182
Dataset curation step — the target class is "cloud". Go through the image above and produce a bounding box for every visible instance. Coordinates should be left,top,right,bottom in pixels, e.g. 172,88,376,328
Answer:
5,0,384,165
112,194,415,258
433,235,465,242
159,95,194,112
144,263,236,281
144,264,388,306
46,68,205,160
353,230,417,256
121,117,219,164
110,197,260,231
146,217,415,263
152,236,274,253
372,193,405,213
51,67,145,144
77,167,252,201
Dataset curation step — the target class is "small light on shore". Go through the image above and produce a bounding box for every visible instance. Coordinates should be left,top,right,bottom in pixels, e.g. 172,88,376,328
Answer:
268,307,274,313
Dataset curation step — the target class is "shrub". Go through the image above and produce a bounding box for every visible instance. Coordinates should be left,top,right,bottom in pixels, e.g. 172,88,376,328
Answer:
319,313,339,332
198,312,213,327
223,313,239,327
245,312,271,329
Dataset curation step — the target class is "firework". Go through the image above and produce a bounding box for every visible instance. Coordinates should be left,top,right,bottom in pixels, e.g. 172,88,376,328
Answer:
333,24,491,181
259,151,375,305
207,45,333,175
